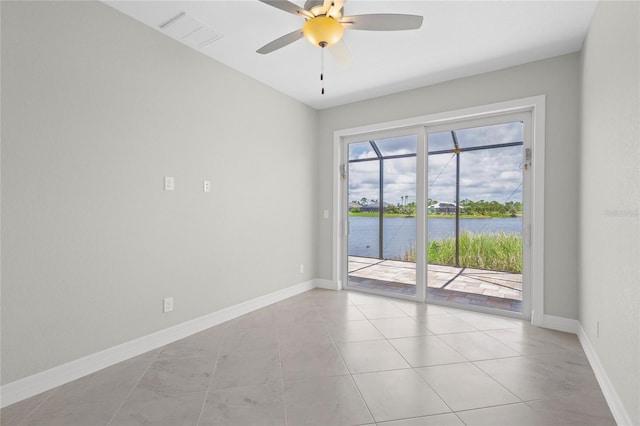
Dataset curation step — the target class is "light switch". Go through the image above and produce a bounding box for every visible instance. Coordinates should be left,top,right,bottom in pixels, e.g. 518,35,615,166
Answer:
203,180,211,193
164,176,175,191
323,210,329,219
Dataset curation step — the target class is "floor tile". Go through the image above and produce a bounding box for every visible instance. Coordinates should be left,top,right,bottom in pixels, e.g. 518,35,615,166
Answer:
416,363,520,411
483,326,581,355
389,336,467,367
199,382,285,426
274,307,322,326
109,388,205,426
16,351,158,425
526,390,616,426
393,301,453,318
211,347,281,389
283,375,373,426
348,292,396,305
337,340,410,373
452,311,521,330
0,390,53,425
137,355,214,394
159,326,225,360
308,289,353,309
220,326,278,355
280,342,349,381
63,350,157,404
272,294,314,311
325,320,385,343
353,369,450,423
356,303,408,319
437,331,520,360
418,315,478,334
226,307,276,330
455,402,548,426
277,323,333,347
378,413,465,425
23,399,123,426
369,317,431,339
316,305,367,323
474,351,601,401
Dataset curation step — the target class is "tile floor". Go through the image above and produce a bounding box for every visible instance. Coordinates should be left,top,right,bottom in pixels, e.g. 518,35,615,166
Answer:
1,289,615,426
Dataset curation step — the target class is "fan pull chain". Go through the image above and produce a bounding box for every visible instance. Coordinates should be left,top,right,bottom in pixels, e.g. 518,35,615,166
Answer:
320,46,325,95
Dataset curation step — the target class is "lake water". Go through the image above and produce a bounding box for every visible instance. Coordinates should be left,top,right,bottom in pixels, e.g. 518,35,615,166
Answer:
348,216,522,259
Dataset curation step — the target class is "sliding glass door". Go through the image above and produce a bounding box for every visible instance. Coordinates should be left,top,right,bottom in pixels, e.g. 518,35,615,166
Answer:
425,114,531,316
339,110,531,318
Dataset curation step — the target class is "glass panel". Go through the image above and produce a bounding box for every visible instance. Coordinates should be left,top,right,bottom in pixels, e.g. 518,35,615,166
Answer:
348,161,380,259
347,134,417,298
427,151,457,265
382,157,416,261
455,121,523,150
374,135,417,157
457,146,523,311
427,131,455,153
348,141,378,160
459,146,523,207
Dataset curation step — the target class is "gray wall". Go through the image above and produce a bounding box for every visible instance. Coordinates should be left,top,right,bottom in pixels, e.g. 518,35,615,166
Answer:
579,1,640,424
1,1,317,384
317,54,581,320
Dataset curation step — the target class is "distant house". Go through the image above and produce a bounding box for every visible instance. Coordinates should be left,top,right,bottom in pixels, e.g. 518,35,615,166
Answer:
428,202,463,214
360,202,390,213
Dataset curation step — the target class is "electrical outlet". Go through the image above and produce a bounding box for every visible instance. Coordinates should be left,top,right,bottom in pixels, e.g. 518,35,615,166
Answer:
164,176,175,191
299,264,304,274
163,297,174,313
203,180,211,193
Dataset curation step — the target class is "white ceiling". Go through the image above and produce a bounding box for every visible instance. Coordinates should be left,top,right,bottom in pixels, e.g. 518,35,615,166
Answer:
104,1,597,110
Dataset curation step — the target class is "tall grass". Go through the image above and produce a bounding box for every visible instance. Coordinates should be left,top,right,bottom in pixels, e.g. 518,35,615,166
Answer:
402,232,522,273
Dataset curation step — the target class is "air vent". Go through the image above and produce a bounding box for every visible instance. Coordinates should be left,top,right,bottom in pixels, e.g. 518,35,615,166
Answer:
160,12,223,48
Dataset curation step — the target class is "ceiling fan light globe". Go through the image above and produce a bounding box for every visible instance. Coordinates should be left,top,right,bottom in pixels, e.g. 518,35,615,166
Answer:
302,16,344,48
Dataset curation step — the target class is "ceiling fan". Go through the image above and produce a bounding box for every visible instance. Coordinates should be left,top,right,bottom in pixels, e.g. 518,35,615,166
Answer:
256,0,423,88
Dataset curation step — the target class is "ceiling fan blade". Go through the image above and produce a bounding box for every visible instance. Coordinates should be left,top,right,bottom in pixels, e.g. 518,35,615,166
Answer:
258,0,313,19
256,30,304,54
327,0,346,19
322,0,333,14
341,14,423,31
329,40,352,67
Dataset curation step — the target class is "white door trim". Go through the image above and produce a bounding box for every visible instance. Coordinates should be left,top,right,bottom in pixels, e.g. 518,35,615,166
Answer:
333,95,545,325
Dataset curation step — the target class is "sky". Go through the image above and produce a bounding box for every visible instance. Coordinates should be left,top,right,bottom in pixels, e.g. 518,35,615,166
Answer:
348,122,524,206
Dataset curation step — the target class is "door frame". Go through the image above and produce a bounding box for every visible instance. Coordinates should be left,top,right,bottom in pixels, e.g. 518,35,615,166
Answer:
333,96,546,326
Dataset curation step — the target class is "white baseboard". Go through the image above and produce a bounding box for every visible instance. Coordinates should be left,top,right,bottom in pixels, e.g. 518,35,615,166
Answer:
577,324,633,426
0,279,316,408
542,314,580,333
313,278,341,290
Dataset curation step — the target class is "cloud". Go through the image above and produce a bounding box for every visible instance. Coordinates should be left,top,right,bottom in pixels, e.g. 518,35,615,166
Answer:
430,145,523,203
348,123,524,205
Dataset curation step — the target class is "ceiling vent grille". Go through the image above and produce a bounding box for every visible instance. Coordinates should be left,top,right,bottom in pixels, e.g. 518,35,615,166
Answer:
160,12,223,48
